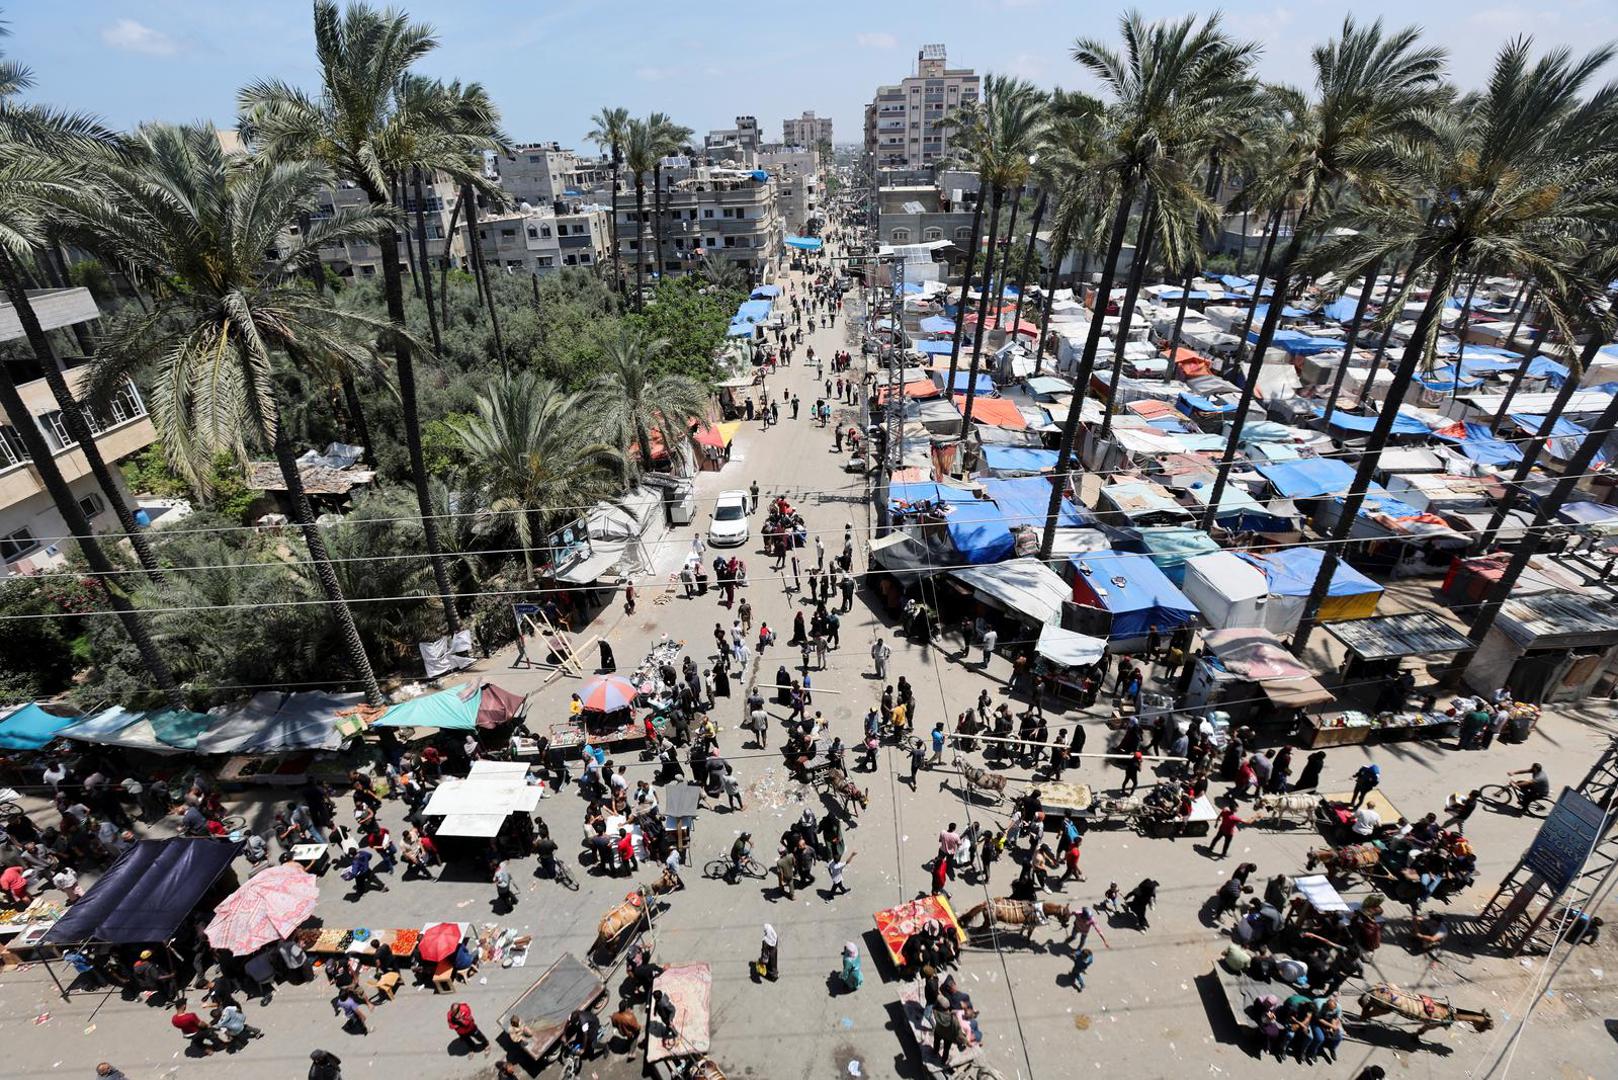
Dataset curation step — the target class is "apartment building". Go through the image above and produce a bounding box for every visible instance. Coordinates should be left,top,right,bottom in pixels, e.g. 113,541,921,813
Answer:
782,111,832,148
617,165,781,281
498,143,613,209
864,44,979,169
704,116,761,162
457,205,612,275
296,176,464,279
756,146,821,234
0,288,156,577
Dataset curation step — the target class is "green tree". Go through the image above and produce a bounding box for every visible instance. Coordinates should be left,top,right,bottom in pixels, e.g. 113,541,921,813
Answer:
587,106,631,291
590,324,712,474
623,117,657,310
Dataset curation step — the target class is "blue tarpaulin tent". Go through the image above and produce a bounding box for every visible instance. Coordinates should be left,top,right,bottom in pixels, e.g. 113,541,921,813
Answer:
1160,289,1212,301
915,339,954,354
889,483,1013,564
1241,547,1380,600
919,315,956,333
980,477,1084,527
1511,413,1608,466
1313,406,1431,437
0,702,75,750
750,285,781,298
735,299,772,322
785,235,823,251
726,321,755,338
1256,457,1359,499
979,446,1061,476
1024,376,1071,397
1432,421,1523,466
942,371,997,395
1220,275,1253,290
1124,527,1222,586
1322,297,1359,323
1256,328,1337,355
1069,551,1198,640
1250,303,1313,321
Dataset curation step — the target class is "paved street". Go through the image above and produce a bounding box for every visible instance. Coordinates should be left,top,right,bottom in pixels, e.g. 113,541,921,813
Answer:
2,251,1614,1080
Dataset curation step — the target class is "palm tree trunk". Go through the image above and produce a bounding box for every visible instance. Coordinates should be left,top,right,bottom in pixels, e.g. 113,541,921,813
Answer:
396,175,421,300
1476,333,1605,551
465,187,486,307
0,249,165,583
609,153,624,294
1234,210,1282,356
1167,264,1195,359
1459,389,1618,670
1292,265,1456,655
411,167,444,356
338,375,375,467
1322,257,1384,420
1449,272,1482,402
653,163,667,280
374,220,463,640
462,184,506,370
958,184,1005,433
1099,196,1157,439
439,192,464,330
1236,205,1249,274
1199,207,1312,531
39,245,97,358
634,178,647,312
993,187,1023,316
1009,189,1046,341
268,399,383,705
1039,174,1137,560
1489,286,1540,433
0,361,180,705
944,193,986,397
530,272,544,343
1032,236,1066,378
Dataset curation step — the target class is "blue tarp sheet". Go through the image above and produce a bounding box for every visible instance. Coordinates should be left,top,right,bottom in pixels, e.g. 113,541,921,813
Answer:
1434,421,1524,466
1312,406,1432,437
1528,356,1569,387
726,321,755,338
1558,501,1618,528
1257,457,1359,499
1220,275,1254,290
901,282,925,294
980,446,1062,475
1323,297,1360,323
1239,547,1380,598
735,299,772,322
1251,303,1313,321
43,838,243,945
945,372,997,395
1160,289,1212,301
750,285,782,298
981,476,1083,527
1178,392,1236,415
1256,328,1337,355
0,702,75,750
785,235,823,250
915,339,954,355
888,483,1013,564
1069,551,1198,640
920,315,956,333
1512,413,1607,466
1351,491,1426,519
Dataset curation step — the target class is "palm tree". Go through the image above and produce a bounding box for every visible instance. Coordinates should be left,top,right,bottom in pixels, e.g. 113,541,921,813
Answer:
696,252,749,295
1290,39,1618,653
587,106,631,290
955,74,1048,432
238,0,510,639
1029,98,1112,376
1039,11,1260,559
1198,18,1447,530
622,118,657,310
78,123,397,703
649,113,693,280
590,325,712,473
450,374,626,580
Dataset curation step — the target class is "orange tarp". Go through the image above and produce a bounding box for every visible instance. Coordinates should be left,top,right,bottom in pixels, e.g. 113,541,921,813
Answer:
877,379,940,404
952,394,1027,430
873,895,967,965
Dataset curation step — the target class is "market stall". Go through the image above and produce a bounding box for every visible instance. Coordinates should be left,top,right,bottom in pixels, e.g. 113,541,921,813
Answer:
1324,611,1476,710
1185,628,1334,736
873,895,967,970
1033,623,1107,699
421,760,542,840
501,952,606,1065
1461,591,1618,705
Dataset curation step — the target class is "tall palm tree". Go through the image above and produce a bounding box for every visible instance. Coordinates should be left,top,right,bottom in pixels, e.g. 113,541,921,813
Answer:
1290,39,1618,653
955,74,1048,432
1029,98,1112,376
622,118,657,311
1039,11,1260,559
1198,18,1447,531
238,0,510,639
590,325,711,473
649,113,693,280
587,106,631,291
450,374,625,580
79,123,397,703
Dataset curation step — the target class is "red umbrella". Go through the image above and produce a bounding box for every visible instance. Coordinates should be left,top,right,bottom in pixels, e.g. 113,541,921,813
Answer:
578,674,638,713
418,921,463,963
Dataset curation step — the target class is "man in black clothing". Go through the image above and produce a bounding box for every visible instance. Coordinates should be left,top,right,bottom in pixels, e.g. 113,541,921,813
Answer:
309,1050,342,1080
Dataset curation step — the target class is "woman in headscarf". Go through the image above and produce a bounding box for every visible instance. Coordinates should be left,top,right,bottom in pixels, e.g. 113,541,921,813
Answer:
840,942,862,992
757,925,779,982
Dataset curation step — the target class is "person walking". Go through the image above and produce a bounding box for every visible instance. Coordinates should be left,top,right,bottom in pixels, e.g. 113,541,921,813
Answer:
344,849,388,895
1119,751,1143,795
907,740,926,789
756,925,779,982
1070,946,1094,992
840,942,863,992
447,1001,489,1052
1211,803,1247,859
775,850,796,901
979,626,998,666
493,860,519,910
1349,763,1381,808
826,850,857,898
308,1050,343,1080
1125,878,1159,930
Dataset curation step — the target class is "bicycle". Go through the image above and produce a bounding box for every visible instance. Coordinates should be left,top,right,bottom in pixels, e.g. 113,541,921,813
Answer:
703,853,766,881
558,1039,586,1080
553,858,580,892
1478,780,1551,818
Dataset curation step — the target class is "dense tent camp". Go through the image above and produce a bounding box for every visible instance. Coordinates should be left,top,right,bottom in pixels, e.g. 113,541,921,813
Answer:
948,558,1072,627
1239,547,1382,634
1180,551,1271,630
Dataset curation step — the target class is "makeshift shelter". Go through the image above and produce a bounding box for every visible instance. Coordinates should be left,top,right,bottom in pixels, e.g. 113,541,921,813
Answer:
1186,628,1334,728
1034,624,1108,697
1255,458,1359,500
422,760,543,837
195,691,361,755
1116,526,1221,586
1068,551,1198,643
1239,548,1381,635
43,838,242,950
947,558,1071,627
1464,592,1618,704
979,446,1060,476
888,482,1014,565
953,394,1026,429
0,702,76,750
979,477,1085,529
1180,552,1271,629
373,683,527,731
1095,479,1192,526
57,706,203,755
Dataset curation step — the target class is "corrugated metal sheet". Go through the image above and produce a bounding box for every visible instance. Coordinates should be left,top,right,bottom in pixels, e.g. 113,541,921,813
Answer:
1325,611,1474,660
1496,592,1618,648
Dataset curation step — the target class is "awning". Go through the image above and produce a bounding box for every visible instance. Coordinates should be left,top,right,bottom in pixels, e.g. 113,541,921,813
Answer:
785,235,823,251
43,838,243,946
1259,676,1334,708
692,424,725,449
0,702,76,750
58,706,191,755
195,691,359,754
716,421,744,445
948,558,1071,626
869,532,917,554
424,760,544,837
1324,611,1474,660
1035,624,1106,668
374,683,525,731
554,547,622,584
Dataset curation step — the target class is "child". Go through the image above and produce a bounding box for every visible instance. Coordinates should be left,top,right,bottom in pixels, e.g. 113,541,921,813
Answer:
1071,947,1094,991
1096,882,1122,915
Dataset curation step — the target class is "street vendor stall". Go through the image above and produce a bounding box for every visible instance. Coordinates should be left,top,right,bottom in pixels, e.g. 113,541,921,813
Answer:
873,895,967,972
421,760,542,839
1185,629,1334,737
1033,624,1107,699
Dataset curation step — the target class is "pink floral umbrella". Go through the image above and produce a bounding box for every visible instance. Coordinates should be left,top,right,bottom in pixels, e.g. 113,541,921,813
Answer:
204,863,320,954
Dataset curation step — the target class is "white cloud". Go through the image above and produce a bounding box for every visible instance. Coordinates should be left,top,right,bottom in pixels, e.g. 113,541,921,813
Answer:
100,18,180,57
635,66,677,82
856,32,897,49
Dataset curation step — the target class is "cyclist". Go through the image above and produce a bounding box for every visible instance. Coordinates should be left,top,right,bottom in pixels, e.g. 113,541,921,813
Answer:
1508,763,1550,807
729,832,754,883
561,1008,601,1062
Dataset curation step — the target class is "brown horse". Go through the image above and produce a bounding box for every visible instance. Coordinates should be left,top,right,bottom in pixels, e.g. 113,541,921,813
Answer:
1357,982,1493,1037
824,768,869,816
958,898,1072,939
1305,842,1382,880
958,762,1008,803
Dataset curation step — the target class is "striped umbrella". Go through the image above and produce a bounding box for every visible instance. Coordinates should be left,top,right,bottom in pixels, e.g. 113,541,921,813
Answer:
578,674,639,713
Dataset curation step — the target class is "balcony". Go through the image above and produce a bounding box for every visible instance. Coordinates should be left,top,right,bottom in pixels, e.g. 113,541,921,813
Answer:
0,370,156,510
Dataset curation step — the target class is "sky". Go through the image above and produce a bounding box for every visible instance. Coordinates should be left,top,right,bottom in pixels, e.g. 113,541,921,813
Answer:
13,0,1618,152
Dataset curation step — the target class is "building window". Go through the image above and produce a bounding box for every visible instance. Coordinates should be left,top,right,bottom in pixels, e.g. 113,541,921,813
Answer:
0,424,30,468
703,209,714,219
890,228,911,242
78,492,105,519
923,228,943,241
541,225,553,237
527,226,539,239
39,410,75,451
0,527,39,563
955,226,973,240
580,253,591,263
505,259,523,268
538,256,555,267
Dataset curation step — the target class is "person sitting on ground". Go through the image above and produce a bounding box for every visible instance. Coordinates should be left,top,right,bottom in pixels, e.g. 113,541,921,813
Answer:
1409,912,1449,955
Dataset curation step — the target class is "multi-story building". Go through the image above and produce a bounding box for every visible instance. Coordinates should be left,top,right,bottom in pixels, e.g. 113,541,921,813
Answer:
782,111,833,148
704,116,761,163
1,288,156,577
863,44,979,169
456,205,612,275
756,146,821,234
292,176,463,280
617,165,781,282
497,143,613,209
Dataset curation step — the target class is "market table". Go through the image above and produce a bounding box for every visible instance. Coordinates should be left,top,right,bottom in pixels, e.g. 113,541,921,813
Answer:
289,842,331,875
873,895,966,969
502,951,606,1065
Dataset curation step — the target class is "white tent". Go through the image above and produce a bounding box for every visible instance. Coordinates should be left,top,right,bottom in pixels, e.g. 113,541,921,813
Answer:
948,558,1071,627
1180,552,1270,629
1035,624,1107,668
423,760,543,837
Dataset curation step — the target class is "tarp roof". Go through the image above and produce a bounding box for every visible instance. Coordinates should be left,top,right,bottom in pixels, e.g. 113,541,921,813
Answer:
981,476,1084,528
424,760,544,837
44,838,242,945
58,706,199,755
1256,457,1359,499
375,683,526,731
948,558,1072,626
1203,628,1314,681
941,372,998,395
196,691,360,754
1313,406,1431,437
1069,551,1199,639
889,482,1014,564
1239,547,1381,599
1035,624,1107,668
0,702,75,750
979,446,1060,475
915,339,955,355
954,395,1026,429
1024,376,1072,397
919,315,955,333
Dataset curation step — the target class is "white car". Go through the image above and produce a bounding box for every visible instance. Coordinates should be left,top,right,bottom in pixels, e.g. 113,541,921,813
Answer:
707,490,751,547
